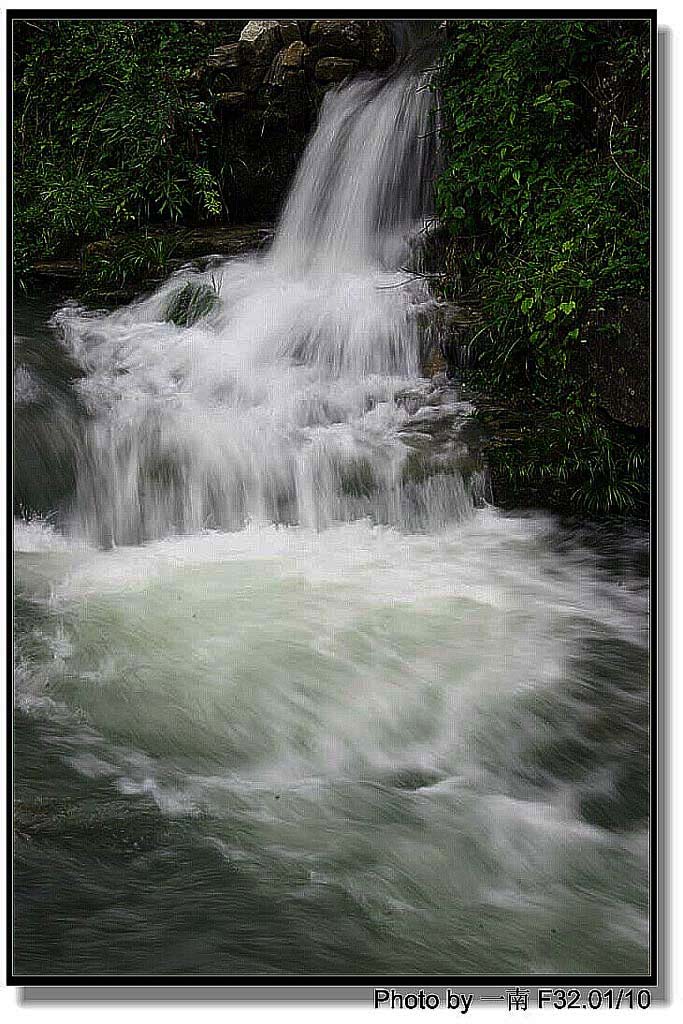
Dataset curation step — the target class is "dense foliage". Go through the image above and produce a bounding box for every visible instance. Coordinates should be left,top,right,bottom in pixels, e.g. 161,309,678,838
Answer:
13,19,314,293
13,21,243,278
434,20,650,514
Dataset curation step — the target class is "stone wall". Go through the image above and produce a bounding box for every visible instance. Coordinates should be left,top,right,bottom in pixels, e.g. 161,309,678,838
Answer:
202,19,395,122
192,19,396,222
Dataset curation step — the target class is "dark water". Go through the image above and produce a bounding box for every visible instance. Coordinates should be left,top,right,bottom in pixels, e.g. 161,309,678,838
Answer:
13,296,87,521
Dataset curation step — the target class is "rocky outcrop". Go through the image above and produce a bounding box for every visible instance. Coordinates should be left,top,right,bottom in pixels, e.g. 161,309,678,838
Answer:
206,42,243,68
202,18,396,117
239,20,282,64
193,19,397,223
308,19,394,69
29,226,274,295
269,41,310,86
308,19,365,57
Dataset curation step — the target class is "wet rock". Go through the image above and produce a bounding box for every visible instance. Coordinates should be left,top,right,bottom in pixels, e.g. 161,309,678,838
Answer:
422,348,448,377
396,379,485,501
309,19,364,58
172,225,273,260
384,768,444,791
268,50,288,88
315,57,359,83
30,258,79,280
239,20,282,64
414,297,482,378
33,226,274,300
281,40,309,69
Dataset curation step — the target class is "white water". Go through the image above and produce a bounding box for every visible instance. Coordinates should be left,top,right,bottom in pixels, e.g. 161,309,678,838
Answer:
13,71,649,976
54,73,444,547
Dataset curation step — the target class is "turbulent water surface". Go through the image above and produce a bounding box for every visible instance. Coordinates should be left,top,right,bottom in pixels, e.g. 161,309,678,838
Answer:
13,72,650,977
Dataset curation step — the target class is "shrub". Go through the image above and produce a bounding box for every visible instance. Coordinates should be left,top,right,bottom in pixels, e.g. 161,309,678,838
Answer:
433,19,650,515
12,20,237,281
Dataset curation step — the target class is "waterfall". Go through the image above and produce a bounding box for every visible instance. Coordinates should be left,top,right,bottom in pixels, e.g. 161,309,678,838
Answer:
55,70,467,546
272,72,434,273
13,66,650,980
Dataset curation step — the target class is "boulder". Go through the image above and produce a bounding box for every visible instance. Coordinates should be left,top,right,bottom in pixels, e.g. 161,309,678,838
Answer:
206,42,245,68
315,57,359,82
281,40,309,68
269,43,311,88
239,20,282,64
309,19,364,58
277,20,301,46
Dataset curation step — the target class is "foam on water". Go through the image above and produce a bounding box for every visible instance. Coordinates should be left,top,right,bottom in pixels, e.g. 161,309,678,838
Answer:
15,513,646,766
13,512,649,974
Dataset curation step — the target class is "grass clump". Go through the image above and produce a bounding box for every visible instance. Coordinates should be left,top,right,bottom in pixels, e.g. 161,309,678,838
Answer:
164,278,221,327
82,232,182,295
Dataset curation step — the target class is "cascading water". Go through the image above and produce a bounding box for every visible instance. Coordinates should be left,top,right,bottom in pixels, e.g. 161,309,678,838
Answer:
57,72,458,548
13,68,649,977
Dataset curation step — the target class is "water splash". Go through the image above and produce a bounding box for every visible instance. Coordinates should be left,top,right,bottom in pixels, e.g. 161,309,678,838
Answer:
53,72,454,547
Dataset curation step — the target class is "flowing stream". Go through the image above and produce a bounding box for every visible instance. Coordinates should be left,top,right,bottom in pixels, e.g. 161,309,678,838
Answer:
13,71,649,977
